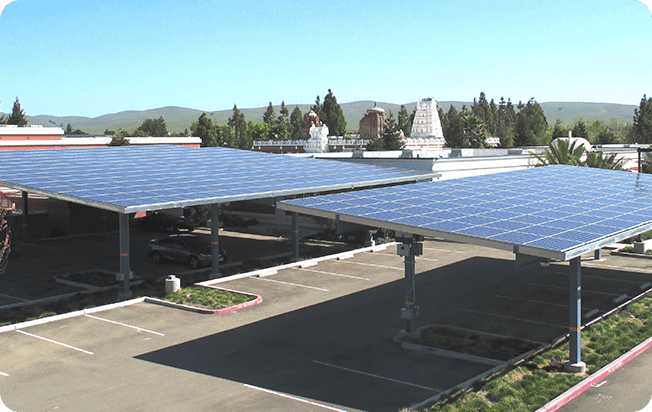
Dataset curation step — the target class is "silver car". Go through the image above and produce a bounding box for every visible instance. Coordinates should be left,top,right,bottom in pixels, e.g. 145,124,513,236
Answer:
146,234,227,269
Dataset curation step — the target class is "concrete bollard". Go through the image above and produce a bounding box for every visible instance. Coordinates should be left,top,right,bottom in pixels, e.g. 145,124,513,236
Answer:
165,275,181,295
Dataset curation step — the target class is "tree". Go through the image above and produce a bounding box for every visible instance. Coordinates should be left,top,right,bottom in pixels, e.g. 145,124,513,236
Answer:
108,135,130,146
215,125,235,148
263,102,276,124
228,104,247,147
533,139,585,166
443,105,464,148
312,95,324,120
633,94,652,144
583,151,625,170
550,119,568,139
0,208,11,275
397,105,411,137
138,116,168,136
514,98,548,146
572,119,588,141
8,98,27,126
65,124,73,134
104,129,117,136
460,115,487,148
278,100,289,125
321,89,347,136
289,106,303,139
191,113,218,147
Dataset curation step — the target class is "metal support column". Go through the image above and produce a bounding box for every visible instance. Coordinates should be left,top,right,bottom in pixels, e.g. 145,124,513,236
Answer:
210,204,221,279
117,213,132,300
292,212,300,262
594,248,602,260
21,192,29,244
565,256,586,373
398,234,423,338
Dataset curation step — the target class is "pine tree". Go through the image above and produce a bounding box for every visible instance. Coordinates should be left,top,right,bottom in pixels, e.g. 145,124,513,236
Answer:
572,119,588,141
321,89,347,136
514,98,548,146
263,102,276,124
551,119,568,139
228,104,247,146
8,98,27,126
278,100,289,124
633,94,652,144
397,105,410,136
289,106,303,139
65,124,73,134
191,113,218,147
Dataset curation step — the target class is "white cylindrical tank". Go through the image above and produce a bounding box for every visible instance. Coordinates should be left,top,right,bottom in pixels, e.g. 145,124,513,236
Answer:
165,275,181,295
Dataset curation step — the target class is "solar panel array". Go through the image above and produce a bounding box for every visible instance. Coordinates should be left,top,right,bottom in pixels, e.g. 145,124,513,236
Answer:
280,165,652,260
0,146,434,213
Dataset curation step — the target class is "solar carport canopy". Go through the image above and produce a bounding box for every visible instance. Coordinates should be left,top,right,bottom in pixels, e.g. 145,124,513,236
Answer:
0,145,437,213
279,165,652,262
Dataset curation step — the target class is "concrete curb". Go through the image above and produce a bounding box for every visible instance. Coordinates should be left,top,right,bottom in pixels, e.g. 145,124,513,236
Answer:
0,297,146,333
536,334,652,412
198,242,397,286
401,341,504,366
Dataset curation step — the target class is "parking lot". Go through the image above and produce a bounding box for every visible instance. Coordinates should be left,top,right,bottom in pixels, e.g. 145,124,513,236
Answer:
2,239,652,411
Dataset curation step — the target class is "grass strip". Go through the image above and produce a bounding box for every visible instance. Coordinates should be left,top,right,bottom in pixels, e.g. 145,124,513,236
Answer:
409,296,652,412
163,286,255,310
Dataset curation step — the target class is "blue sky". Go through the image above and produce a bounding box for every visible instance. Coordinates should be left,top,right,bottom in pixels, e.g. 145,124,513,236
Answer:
0,0,650,117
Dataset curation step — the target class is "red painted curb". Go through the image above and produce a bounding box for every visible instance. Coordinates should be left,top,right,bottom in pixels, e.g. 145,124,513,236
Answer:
536,334,652,412
145,286,262,314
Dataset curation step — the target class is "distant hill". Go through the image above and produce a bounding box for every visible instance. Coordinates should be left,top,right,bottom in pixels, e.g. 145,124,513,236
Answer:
3,100,637,135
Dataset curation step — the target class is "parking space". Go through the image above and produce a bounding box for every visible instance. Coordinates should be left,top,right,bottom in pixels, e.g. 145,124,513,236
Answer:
2,240,652,411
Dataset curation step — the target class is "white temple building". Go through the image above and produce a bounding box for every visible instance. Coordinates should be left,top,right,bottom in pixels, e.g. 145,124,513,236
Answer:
404,98,446,149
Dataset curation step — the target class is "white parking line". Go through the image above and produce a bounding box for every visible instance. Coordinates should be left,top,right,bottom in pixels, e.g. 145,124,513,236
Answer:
528,282,620,296
84,314,165,336
244,384,349,412
583,262,652,274
460,309,567,329
313,360,438,392
495,294,595,311
295,267,370,281
15,330,93,355
251,277,329,291
0,371,8,377
416,257,439,262
424,247,465,254
336,261,403,270
0,293,28,302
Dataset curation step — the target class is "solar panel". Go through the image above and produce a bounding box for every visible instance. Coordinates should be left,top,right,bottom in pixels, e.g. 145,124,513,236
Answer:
0,146,436,213
279,165,652,261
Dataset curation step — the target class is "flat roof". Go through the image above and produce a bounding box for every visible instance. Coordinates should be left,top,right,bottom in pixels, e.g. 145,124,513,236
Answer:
0,145,437,214
279,165,652,261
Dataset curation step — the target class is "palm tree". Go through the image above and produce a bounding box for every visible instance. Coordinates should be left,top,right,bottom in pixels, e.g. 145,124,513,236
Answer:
533,139,585,166
583,151,626,170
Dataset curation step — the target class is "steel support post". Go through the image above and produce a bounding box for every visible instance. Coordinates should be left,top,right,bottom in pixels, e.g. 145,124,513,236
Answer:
292,212,299,262
594,248,602,260
404,246,417,334
21,191,29,244
118,213,132,300
210,204,221,279
566,256,586,372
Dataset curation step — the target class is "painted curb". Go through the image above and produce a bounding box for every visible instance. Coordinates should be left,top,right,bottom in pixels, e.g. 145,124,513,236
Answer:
0,297,146,333
535,334,652,412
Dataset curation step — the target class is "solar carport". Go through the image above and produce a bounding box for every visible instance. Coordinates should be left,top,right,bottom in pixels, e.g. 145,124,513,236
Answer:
0,145,436,298
279,164,652,372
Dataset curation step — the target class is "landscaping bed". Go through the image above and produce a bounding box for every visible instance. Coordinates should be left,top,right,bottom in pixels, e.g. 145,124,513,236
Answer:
162,286,256,310
405,325,541,362
411,295,652,412
59,270,121,287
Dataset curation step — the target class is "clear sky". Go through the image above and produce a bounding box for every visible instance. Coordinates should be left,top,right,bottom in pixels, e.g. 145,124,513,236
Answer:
0,0,651,118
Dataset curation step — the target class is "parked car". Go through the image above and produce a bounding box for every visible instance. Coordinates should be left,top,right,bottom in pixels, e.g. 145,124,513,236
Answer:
146,234,227,268
140,207,202,233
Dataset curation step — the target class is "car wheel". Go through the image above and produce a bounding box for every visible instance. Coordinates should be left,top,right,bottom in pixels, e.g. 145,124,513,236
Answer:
152,251,163,264
189,256,200,269
166,222,176,233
